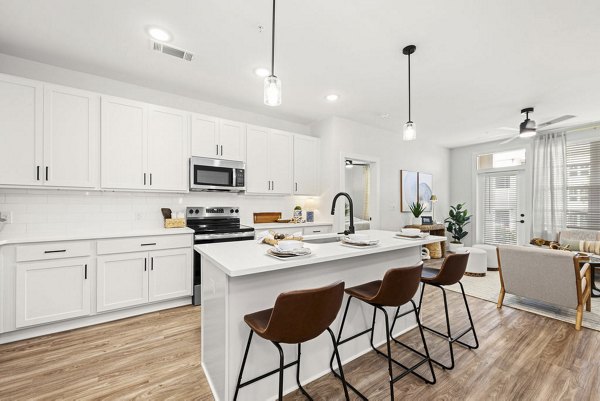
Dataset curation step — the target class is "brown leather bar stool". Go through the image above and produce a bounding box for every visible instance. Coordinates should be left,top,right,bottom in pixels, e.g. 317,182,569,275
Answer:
329,263,435,401
416,252,479,370
233,281,350,401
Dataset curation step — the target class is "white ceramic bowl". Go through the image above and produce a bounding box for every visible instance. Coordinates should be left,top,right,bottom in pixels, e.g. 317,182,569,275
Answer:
348,233,369,242
401,228,421,236
277,240,304,251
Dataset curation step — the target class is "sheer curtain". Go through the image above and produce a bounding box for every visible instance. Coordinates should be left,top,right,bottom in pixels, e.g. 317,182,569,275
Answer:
532,132,567,239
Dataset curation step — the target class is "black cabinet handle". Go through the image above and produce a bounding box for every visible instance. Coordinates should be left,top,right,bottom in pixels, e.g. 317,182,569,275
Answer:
272,181,275,191
44,249,66,254
216,144,219,155
84,264,88,279
144,258,147,271
36,166,40,181
151,257,154,270
141,242,156,246
45,166,49,181
295,182,298,192
144,173,146,185
150,173,152,186
220,145,223,156
313,230,321,233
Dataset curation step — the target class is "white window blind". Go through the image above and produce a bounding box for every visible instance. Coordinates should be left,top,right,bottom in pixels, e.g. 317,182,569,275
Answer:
566,140,600,230
483,174,518,245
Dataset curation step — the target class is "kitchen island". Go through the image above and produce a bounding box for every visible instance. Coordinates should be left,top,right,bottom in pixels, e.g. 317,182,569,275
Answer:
195,230,446,401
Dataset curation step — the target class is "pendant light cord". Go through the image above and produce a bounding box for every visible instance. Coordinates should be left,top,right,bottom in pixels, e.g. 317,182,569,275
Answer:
271,0,276,76
408,52,411,122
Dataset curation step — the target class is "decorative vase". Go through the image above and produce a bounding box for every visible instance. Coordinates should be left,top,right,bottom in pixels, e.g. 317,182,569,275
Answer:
448,242,464,253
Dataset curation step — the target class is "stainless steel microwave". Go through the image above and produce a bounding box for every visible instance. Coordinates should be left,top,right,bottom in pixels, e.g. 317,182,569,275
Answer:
189,157,245,192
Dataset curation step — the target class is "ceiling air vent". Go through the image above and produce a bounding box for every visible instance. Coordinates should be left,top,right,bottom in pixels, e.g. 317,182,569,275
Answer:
151,41,194,61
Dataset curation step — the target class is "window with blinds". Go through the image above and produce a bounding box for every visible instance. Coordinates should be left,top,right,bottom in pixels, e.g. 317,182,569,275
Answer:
483,174,518,245
566,140,600,230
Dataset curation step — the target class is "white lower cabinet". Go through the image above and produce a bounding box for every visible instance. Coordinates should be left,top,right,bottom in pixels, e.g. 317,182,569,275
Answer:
96,251,149,312
96,241,192,313
149,248,192,302
15,257,92,328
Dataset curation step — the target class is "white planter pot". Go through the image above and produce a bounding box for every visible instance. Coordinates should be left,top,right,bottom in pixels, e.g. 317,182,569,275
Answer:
448,242,464,253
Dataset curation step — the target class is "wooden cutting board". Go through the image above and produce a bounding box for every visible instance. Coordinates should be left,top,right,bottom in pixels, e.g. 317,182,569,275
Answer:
253,212,282,224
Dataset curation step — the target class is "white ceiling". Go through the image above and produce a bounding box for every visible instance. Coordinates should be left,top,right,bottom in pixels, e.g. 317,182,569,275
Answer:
1,0,599,147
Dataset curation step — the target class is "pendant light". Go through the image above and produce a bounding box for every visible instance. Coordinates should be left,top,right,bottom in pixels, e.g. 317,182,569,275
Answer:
402,45,417,141
264,0,281,106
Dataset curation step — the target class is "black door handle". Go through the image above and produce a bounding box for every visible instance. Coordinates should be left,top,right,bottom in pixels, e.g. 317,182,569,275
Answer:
45,166,49,181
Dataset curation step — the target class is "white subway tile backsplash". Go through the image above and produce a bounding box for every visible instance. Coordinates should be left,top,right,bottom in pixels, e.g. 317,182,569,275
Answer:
0,189,320,236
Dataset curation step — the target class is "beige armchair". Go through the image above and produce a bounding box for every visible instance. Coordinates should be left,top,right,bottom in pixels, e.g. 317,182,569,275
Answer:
496,245,592,330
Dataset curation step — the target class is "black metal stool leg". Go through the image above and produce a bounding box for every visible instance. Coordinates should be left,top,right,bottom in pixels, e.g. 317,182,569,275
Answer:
330,295,353,369
457,281,479,349
327,327,350,400
295,343,313,400
273,342,285,401
411,300,437,384
418,282,426,317
380,307,395,400
233,329,253,401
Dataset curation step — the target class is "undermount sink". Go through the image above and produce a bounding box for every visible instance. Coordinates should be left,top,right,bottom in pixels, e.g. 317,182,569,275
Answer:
303,236,342,244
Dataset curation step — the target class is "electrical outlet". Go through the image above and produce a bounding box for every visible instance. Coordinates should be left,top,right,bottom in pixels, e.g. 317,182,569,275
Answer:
0,211,12,224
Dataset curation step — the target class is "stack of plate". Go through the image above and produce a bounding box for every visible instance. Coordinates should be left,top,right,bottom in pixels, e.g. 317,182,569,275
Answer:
341,234,380,248
267,240,312,259
395,228,428,239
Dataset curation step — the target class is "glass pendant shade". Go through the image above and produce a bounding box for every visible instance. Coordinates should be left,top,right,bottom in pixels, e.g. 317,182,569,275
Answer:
264,75,282,107
403,121,417,141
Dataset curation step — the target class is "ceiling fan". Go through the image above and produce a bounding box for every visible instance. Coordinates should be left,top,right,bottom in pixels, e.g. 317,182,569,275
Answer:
499,107,575,144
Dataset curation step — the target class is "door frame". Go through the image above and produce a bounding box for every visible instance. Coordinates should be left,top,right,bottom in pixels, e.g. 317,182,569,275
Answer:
476,168,529,245
337,152,381,232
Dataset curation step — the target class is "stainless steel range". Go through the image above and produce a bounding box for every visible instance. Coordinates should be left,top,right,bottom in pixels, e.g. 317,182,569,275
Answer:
186,206,255,305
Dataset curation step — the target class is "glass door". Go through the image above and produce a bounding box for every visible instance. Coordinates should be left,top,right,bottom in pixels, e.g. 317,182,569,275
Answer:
478,170,528,245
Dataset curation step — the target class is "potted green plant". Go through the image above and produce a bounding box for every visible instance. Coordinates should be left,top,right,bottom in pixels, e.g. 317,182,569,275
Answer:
445,203,472,252
409,201,426,225
293,205,302,222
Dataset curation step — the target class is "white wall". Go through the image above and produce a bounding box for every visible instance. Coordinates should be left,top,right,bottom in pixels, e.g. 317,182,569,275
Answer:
313,117,450,233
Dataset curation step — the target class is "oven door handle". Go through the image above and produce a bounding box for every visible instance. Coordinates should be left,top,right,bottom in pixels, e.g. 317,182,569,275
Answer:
195,232,255,241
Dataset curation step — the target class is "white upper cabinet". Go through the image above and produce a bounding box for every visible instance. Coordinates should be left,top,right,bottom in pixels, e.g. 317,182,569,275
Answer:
191,114,246,162
246,125,270,193
191,113,219,158
43,85,99,188
101,96,147,190
268,130,293,195
246,126,292,195
101,97,189,191
147,106,189,191
293,135,320,195
0,74,43,186
219,119,246,161
0,75,99,188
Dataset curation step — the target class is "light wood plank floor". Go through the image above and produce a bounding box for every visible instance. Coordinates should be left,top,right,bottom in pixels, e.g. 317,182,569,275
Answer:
2,291,600,400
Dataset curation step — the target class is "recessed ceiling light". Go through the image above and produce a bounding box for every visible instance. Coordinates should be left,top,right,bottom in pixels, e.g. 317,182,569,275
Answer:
148,27,171,42
254,68,270,78
325,94,339,102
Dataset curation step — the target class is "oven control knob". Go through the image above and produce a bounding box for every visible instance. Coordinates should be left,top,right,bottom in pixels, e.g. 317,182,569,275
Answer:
235,209,239,213
195,209,199,214
188,209,193,214
230,209,234,213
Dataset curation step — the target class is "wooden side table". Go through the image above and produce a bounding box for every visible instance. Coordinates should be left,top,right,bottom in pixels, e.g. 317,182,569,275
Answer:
405,224,447,258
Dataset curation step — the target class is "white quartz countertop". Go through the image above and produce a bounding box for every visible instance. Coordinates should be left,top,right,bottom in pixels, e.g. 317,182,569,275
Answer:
0,227,194,246
195,230,446,277
251,222,333,229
